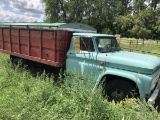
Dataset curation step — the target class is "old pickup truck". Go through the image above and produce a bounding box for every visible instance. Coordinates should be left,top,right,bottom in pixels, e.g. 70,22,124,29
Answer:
0,22,160,104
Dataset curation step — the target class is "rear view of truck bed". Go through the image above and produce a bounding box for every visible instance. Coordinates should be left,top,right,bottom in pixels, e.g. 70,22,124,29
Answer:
0,23,96,67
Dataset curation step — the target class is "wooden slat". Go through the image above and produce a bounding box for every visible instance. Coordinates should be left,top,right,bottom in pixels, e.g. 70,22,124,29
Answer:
9,28,12,51
40,30,42,59
2,28,4,49
28,29,30,56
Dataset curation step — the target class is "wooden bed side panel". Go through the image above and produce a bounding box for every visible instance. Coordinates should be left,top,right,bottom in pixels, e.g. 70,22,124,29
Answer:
0,28,73,67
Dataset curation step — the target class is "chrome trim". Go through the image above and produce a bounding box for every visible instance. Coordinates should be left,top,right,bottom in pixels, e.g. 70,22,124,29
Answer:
148,79,160,105
150,73,160,91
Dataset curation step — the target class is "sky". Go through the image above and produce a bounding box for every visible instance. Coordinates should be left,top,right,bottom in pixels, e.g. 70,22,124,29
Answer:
0,0,46,22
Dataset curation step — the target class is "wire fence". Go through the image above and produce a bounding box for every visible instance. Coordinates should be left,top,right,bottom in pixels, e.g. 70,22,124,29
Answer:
117,38,160,56
122,47,160,56
118,38,160,46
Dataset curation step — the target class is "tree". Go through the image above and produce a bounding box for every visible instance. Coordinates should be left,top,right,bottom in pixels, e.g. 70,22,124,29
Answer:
130,25,151,39
137,8,158,39
155,9,160,39
146,0,160,10
114,15,134,37
43,0,160,39
133,0,147,13
43,0,121,32
114,8,158,39
116,0,133,15
43,0,68,22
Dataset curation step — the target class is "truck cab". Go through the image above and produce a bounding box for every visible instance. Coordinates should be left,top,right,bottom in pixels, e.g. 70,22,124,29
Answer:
67,33,160,104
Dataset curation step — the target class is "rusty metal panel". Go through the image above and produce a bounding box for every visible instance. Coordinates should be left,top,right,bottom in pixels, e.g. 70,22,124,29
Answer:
20,30,29,37
55,51,66,62
42,38,54,49
42,49,54,60
30,47,41,58
0,42,2,49
3,35,10,42
3,29,10,35
0,29,2,44
56,30,63,40
0,29,2,49
0,29,2,34
12,44,19,53
11,36,19,43
56,41,64,50
42,31,54,39
30,37,40,47
30,30,41,38
20,45,29,55
11,29,19,36
4,42,11,51
0,26,73,67
55,31,73,62
20,36,29,45
0,34,2,41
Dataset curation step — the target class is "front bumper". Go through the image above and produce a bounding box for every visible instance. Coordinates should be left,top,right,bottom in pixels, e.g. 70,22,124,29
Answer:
148,79,160,105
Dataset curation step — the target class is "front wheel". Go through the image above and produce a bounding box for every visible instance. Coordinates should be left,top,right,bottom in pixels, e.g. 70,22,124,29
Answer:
102,79,138,102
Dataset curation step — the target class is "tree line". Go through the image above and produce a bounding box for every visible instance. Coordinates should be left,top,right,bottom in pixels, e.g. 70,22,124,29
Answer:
43,0,160,40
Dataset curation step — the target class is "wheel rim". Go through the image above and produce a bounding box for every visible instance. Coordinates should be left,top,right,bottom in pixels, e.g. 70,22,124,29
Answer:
111,89,125,101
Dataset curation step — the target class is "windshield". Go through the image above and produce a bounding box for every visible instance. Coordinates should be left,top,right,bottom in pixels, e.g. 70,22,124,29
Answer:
96,37,121,53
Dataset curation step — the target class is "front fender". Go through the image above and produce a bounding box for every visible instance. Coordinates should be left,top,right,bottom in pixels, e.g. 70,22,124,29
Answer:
93,69,146,100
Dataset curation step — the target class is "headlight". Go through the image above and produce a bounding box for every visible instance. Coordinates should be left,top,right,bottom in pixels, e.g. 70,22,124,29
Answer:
150,73,160,91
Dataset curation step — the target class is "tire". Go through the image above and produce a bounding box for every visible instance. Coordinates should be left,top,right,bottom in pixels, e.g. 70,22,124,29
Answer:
10,56,25,68
102,79,138,102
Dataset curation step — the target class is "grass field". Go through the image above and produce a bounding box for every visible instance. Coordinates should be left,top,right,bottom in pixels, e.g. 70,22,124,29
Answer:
117,38,160,56
0,43,160,120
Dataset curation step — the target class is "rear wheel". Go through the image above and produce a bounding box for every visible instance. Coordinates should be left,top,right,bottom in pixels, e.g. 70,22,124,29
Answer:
102,79,138,101
10,56,25,68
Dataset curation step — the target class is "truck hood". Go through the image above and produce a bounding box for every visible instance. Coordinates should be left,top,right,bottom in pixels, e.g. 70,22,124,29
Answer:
105,51,160,74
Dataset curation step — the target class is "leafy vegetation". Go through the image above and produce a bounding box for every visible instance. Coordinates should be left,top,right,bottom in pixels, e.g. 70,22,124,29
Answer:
0,52,160,120
43,0,160,39
114,8,160,39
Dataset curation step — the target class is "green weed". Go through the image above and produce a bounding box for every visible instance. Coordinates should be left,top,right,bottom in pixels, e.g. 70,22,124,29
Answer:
0,53,159,120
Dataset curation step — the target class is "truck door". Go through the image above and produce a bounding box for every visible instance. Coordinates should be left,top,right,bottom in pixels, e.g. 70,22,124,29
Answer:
95,37,108,74
66,36,97,78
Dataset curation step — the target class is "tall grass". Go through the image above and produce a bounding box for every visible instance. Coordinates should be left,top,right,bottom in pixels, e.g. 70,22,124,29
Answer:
0,53,160,120
117,38,160,56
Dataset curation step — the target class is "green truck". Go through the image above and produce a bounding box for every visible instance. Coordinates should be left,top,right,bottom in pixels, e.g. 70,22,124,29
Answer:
0,22,160,104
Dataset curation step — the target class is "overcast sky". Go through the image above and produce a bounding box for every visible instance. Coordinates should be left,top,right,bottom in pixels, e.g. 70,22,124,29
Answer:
0,0,46,22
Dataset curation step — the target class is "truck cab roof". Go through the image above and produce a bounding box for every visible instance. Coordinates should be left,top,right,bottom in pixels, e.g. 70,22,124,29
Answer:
73,33,115,37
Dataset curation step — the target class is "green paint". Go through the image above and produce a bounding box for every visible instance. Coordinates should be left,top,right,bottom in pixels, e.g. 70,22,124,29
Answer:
66,33,160,102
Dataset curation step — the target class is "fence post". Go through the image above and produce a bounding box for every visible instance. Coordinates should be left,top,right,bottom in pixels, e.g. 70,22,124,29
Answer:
136,40,138,47
119,38,121,45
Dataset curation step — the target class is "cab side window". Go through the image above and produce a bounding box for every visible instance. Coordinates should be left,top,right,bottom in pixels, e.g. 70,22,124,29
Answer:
80,37,95,52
